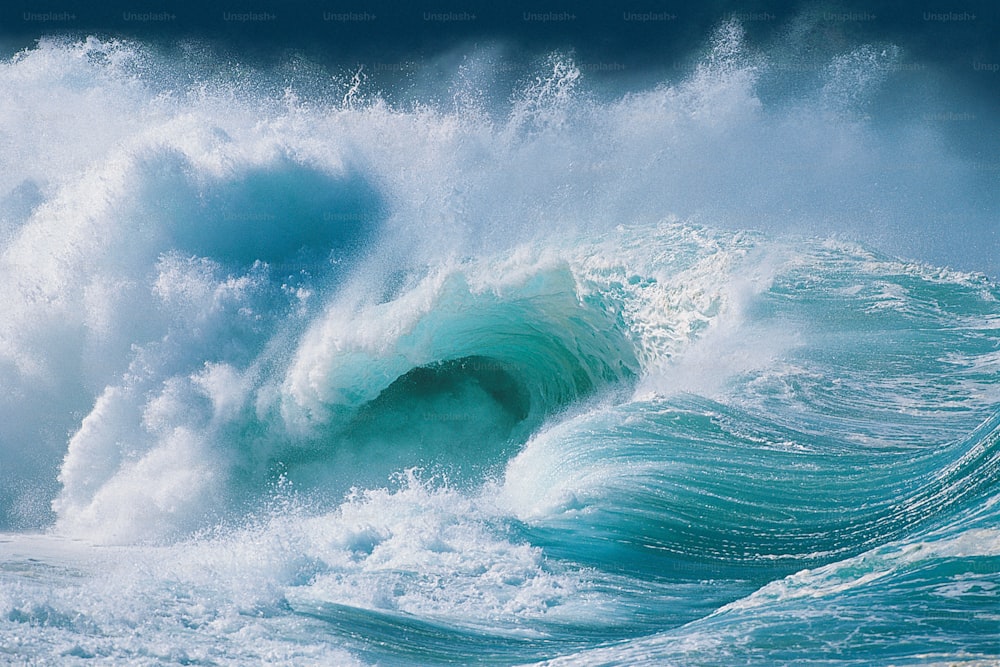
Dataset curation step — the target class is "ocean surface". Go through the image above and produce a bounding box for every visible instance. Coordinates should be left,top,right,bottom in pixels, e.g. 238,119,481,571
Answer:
1,7,998,665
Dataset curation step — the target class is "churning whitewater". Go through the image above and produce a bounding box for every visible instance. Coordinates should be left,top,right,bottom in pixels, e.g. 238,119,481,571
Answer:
1,21,998,666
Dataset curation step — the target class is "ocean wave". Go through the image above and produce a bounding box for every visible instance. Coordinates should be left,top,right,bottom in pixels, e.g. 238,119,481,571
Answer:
0,22,998,665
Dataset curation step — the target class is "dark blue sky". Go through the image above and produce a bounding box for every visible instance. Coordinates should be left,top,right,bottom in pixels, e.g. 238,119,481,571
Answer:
2,1,998,76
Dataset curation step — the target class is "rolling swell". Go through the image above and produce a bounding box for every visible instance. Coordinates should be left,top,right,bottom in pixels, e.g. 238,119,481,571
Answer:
502,399,1000,576
496,246,1000,637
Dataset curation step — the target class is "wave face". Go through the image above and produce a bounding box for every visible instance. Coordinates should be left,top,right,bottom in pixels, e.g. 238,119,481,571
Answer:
1,23,998,666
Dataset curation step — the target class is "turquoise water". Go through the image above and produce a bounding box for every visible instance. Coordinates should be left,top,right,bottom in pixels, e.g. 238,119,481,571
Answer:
0,26,998,666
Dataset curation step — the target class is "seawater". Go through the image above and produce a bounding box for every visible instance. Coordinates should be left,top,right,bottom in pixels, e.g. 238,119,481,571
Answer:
0,21,998,666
